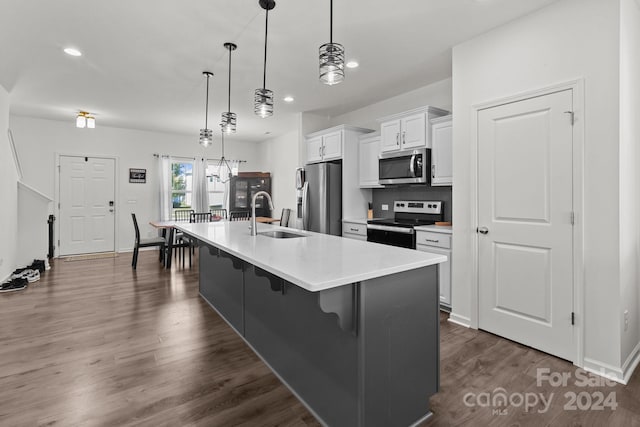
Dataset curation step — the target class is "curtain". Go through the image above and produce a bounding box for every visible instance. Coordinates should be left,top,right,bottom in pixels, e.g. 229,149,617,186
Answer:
158,155,172,221
192,158,209,213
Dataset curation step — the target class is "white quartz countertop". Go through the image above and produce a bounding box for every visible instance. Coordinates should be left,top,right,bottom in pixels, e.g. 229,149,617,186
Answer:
413,224,453,234
177,221,447,292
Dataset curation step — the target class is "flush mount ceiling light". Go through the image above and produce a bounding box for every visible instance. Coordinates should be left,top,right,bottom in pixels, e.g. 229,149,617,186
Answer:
76,111,95,128
319,0,344,85
199,71,214,147
64,47,82,57
254,0,276,118
221,42,238,134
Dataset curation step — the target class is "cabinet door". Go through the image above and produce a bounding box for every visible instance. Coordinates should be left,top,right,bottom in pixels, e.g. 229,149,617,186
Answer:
380,120,401,152
322,130,343,161
401,113,426,149
431,120,453,186
416,245,451,307
359,136,381,187
307,136,323,163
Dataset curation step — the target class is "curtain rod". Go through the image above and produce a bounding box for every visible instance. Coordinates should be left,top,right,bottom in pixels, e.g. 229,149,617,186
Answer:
153,153,246,163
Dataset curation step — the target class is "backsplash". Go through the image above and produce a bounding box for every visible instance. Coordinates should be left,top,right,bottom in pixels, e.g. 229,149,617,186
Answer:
372,185,452,221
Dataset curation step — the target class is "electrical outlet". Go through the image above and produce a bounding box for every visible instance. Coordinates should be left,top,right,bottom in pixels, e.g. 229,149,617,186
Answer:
382,204,389,211
624,310,629,331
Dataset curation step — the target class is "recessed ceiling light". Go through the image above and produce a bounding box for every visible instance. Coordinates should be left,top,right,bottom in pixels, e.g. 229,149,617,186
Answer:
64,47,82,57
283,96,294,103
346,61,359,69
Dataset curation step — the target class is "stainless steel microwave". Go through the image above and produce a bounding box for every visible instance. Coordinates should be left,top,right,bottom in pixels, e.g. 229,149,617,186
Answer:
378,148,428,185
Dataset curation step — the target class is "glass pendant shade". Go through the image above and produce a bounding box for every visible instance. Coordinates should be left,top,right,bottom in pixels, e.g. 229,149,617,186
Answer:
76,115,86,128
221,111,237,134
254,88,273,118
86,116,96,129
199,128,213,147
319,42,345,85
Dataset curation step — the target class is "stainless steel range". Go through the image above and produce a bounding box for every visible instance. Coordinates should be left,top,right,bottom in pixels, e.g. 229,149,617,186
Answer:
367,201,444,249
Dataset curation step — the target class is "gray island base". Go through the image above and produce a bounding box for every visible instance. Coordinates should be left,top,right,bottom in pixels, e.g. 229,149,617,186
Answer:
198,243,440,427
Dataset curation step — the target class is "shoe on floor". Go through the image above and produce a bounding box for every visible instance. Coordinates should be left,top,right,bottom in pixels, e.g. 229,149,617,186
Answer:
0,277,28,293
12,269,39,283
44,259,51,270
29,260,46,273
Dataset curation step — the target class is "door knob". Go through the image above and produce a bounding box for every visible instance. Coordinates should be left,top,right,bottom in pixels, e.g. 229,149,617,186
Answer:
477,226,489,235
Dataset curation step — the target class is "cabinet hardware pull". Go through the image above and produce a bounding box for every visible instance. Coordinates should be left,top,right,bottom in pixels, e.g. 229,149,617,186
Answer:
402,131,406,144
432,164,435,178
425,239,439,243
350,228,358,232
396,133,399,145
318,146,322,157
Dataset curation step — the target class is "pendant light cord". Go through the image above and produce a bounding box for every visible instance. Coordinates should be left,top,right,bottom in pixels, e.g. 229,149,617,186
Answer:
329,0,333,44
262,8,269,89
227,48,232,112
204,73,210,129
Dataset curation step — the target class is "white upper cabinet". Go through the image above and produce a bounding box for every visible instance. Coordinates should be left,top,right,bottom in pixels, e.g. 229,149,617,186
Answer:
322,130,343,161
358,134,383,188
430,115,453,186
307,136,324,163
400,113,426,149
378,106,449,153
306,129,343,163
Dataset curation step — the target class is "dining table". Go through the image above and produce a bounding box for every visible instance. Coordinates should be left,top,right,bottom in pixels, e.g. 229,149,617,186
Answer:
149,220,186,268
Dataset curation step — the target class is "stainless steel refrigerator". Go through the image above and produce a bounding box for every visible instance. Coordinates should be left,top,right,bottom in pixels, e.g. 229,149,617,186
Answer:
302,162,342,236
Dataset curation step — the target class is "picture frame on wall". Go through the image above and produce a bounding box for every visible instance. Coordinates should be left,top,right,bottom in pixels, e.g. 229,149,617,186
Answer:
129,168,146,183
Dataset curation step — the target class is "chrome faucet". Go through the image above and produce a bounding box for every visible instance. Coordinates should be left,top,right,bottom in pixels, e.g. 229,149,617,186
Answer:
250,191,275,236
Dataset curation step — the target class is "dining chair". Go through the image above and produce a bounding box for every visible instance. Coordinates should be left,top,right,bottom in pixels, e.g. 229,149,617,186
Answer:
190,212,213,223
280,208,292,228
131,213,166,269
229,211,250,221
210,208,228,219
172,209,193,265
174,209,194,222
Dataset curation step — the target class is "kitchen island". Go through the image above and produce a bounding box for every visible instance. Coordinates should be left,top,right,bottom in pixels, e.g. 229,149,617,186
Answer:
177,221,446,427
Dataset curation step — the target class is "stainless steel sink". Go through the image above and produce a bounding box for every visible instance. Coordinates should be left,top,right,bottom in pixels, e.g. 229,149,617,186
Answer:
258,230,307,239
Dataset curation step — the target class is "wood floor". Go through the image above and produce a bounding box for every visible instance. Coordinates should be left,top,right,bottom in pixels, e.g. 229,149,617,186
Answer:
0,250,638,426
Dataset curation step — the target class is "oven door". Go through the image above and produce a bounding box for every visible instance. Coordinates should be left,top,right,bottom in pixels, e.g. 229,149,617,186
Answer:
378,149,427,185
366,224,416,249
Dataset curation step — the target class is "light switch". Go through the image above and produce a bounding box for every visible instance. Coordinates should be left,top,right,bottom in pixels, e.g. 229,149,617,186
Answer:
382,204,389,211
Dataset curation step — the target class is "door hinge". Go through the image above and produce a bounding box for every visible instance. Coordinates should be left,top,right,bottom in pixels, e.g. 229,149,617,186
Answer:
57,239,60,247
564,111,574,126
571,312,575,325
58,202,61,209
570,211,575,225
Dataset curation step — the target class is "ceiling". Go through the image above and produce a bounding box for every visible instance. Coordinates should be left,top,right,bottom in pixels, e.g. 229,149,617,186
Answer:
0,0,559,143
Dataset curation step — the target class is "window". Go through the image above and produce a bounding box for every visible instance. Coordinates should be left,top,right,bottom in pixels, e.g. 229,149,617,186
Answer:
171,161,193,212
206,161,239,209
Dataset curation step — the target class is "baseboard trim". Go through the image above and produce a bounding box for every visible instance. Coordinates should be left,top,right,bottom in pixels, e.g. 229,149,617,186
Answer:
448,312,471,328
622,340,640,384
582,357,626,385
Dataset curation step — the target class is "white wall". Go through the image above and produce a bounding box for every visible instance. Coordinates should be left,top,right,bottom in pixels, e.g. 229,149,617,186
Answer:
452,0,623,374
327,78,452,130
257,129,300,221
9,115,263,253
619,0,640,372
0,85,18,280
17,184,52,267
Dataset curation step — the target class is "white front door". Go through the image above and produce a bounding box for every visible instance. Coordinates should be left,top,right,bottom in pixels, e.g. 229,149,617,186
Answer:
59,156,116,255
478,89,574,361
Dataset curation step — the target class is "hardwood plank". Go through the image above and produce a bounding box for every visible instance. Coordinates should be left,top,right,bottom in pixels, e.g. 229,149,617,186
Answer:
0,251,638,426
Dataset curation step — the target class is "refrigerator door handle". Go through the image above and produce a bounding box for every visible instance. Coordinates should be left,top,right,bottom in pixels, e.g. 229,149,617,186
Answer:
302,181,309,230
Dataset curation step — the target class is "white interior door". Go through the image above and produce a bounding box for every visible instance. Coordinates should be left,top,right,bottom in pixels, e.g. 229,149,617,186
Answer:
478,89,574,361
59,156,116,255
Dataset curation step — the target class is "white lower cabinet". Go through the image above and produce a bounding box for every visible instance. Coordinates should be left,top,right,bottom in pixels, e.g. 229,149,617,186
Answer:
416,230,452,309
342,221,367,241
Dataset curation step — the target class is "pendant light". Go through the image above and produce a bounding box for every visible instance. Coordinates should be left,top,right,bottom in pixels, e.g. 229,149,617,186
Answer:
254,0,275,118
199,71,214,147
319,0,344,85
215,131,233,183
221,42,238,134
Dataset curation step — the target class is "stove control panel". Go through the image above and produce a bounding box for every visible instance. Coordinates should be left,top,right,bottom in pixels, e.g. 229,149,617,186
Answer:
394,200,442,214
